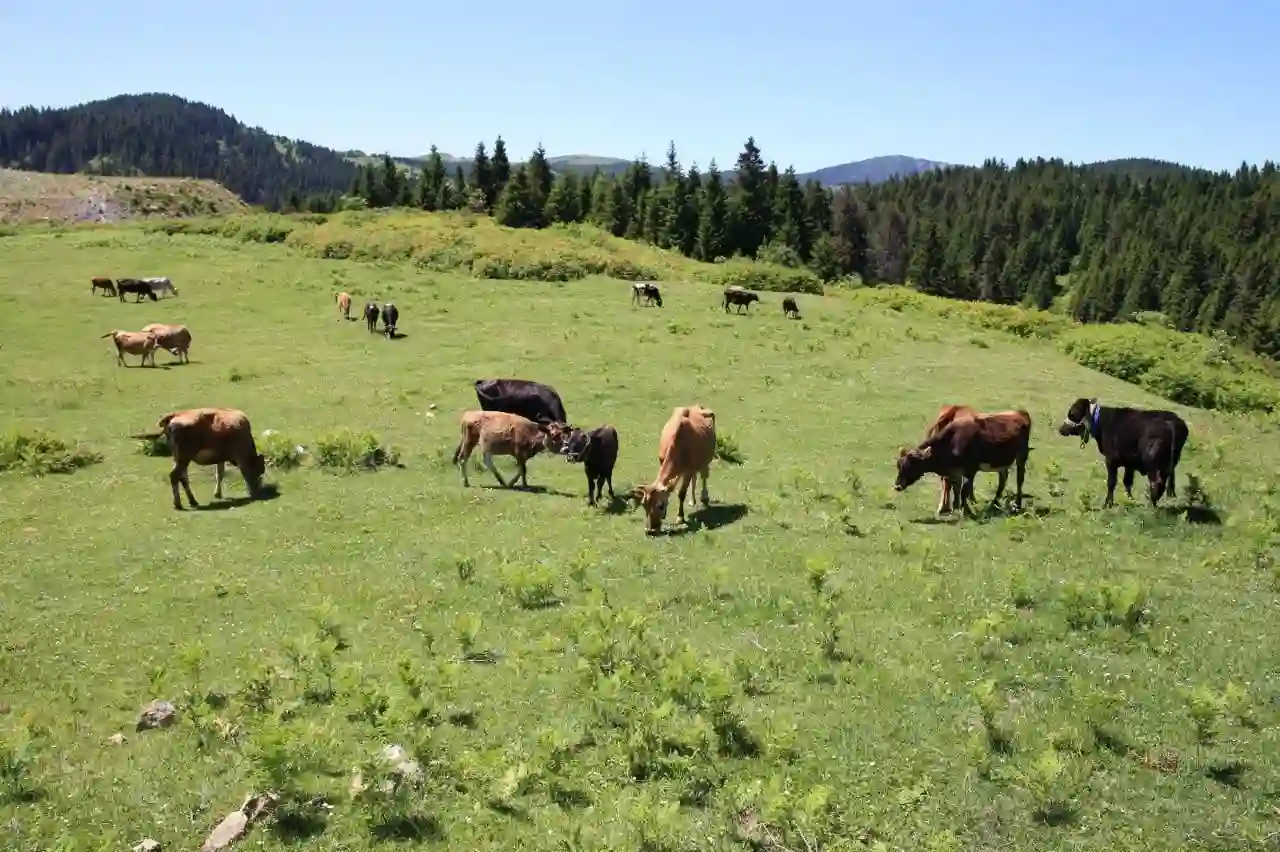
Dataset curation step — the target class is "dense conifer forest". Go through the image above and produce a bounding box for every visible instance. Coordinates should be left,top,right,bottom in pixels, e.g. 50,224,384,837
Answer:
2,94,1276,357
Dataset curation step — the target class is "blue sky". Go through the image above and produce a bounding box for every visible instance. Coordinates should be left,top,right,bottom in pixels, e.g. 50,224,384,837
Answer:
1,0,1275,172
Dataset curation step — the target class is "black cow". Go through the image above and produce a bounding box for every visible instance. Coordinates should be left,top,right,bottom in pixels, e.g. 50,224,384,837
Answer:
631,282,663,307
782,296,800,319
1057,397,1189,508
380,302,399,338
116,279,158,302
723,287,760,314
364,301,380,333
563,425,619,506
474,378,568,428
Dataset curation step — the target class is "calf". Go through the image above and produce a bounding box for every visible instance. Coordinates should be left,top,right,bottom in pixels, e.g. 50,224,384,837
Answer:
631,282,663,307
363,301,379,332
381,302,399,338
116,279,157,302
1057,397,1189,507
723,287,760,313
101,330,158,367
141,323,193,364
474,377,569,427
336,291,352,321
895,409,1032,516
922,404,981,514
782,296,800,319
91,277,116,297
630,405,716,534
142,277,178,298
563,425,620,506
452,410,570,489
131,407,266,510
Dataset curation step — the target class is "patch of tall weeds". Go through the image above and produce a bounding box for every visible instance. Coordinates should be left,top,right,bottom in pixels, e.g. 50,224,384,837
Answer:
0,429,102,475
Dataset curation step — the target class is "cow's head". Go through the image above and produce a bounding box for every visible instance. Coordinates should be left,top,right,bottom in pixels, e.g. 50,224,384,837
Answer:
1058,397,1096,446
244,452,267,496
539,421,573,455
651,290,663,308
562,428,592,463
629,483,671,534
894,445,932,492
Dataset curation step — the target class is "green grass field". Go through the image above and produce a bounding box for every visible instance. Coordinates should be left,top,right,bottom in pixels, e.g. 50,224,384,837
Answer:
1,221,1279,851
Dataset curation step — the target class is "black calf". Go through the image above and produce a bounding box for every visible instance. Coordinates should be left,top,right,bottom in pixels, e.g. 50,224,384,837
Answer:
564,425,619,506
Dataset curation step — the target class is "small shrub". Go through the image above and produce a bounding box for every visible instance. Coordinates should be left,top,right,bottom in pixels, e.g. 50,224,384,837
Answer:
258,431,307,471
137,434,171,457
500,562,561,610
715,433,745,465
313,430,400,472
0,724,43,803
1018,747,1085,826
0,430,102,476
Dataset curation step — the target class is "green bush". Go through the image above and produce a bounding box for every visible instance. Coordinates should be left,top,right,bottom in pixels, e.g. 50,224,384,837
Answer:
700,258,824,295
0,430,103,476
313,430,400,472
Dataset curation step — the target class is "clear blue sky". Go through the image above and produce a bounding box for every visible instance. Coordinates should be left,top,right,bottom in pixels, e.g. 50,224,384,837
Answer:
1,0,1276,172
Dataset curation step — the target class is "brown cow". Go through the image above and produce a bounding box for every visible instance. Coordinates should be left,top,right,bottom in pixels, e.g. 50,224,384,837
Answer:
141,323,193,364
895,409,1032,517
629,405,716,534
101,330,158,367
91,277,116,297
336,291,352,321
452,410,570,489
923,404,980,514
132,408,266,510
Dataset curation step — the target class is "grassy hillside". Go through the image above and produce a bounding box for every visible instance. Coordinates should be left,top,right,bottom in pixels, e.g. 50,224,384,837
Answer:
139,209,826,293
1,219,1279,851
0,168,248,225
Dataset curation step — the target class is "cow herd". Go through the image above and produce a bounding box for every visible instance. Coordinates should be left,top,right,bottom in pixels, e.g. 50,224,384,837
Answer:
90,274,1193,534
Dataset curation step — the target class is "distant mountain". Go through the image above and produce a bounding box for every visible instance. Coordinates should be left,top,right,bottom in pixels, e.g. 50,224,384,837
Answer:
0,93,358,205
797,155,951,186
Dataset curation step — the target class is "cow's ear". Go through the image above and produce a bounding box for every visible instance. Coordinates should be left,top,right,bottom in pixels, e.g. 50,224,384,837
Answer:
897,446,910,459
628,485,647,505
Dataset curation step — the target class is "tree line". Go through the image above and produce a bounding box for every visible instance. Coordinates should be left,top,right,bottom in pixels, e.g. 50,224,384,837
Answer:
324,141,1280,359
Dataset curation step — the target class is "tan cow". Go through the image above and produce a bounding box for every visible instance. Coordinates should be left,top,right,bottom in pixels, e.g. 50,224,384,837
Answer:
132,408,266,510
101,330,157,367
336,291,352,321
141,323,193,364
629,405,716,534
452,410,570,489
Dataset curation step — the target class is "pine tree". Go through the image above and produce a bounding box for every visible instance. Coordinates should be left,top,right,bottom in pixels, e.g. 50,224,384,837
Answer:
380,154,401,208
656,141,685,250
772,167,810,259
696,160,728,262
495,166,539,228
677,164,702,257
830,187,869,279
469,142,494,210
727,137,770,258
419,145,447,210
909,219,947,295
578,171,595,223
491,136,511,199
544,173,581,224
527,142,554,208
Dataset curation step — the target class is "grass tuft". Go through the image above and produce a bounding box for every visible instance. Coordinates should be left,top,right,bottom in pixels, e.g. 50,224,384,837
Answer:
0,429,102,475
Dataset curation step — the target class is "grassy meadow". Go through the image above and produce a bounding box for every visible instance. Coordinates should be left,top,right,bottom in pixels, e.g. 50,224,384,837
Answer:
1,217,1279,851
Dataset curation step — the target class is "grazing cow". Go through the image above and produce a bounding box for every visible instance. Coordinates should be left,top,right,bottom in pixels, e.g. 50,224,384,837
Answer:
142,277,178,298
452,410,570,489
631,282,663,307
101,330,158,367
363,301,379,332
629,405,716,534
723,287,760,314
131,408,266,510
474,378,569,427
922,404,983,514
381,302,399,338
116,279,157,302
1057,397,1189,508
336,291,352,321
91,277,116,297
141,323,193,364
563,425,620,506
895,409,1032,517
782,296,800,319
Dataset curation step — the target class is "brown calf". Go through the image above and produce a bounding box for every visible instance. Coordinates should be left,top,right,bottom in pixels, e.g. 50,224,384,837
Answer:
895,409,1032,516
923,404,980,514
141,323,193,364
132,408,266,510
336,291,352,320
101,330,158,367
452,410,570,489
630,405,716,534
91,277,116,296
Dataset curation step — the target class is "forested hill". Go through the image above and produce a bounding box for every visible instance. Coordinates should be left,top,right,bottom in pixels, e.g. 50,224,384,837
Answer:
0,94,357,205
855,158,1280,357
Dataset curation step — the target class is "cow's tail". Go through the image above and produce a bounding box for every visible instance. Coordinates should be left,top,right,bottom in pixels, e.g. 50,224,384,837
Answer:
1164,418,1178,486
99,331,118,339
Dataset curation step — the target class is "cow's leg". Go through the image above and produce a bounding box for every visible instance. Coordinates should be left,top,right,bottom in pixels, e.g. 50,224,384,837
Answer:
936,477,951,515
606,471,615,501
1104,461,1119,508
699,466,710,507
214,462,225,499
585,471,596,505
515,455,530,488
1122,467,1135,499
1168,465,1178,498
676,474,692,523
990,467,1009,507
482,451,509,488
171,460,198,509
1148,471,1166,507
955,474,975,517
1014,454,1027,511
